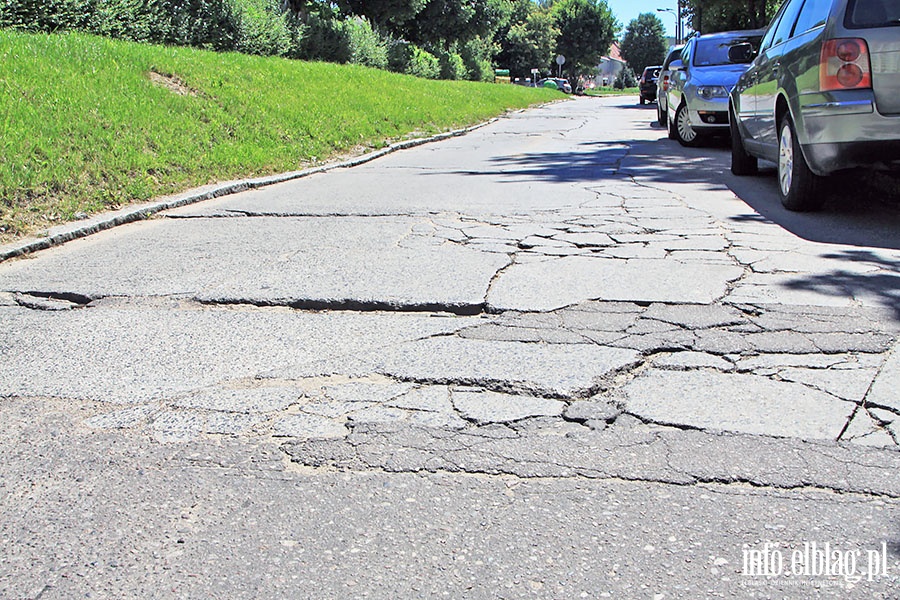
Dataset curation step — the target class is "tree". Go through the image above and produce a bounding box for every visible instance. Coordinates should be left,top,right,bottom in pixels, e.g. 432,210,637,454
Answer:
403,0,510,50
683,0,783,33
335,0,428,31
551,0,617,76
497,5,559,79
613,66,637,89
619,12,666,76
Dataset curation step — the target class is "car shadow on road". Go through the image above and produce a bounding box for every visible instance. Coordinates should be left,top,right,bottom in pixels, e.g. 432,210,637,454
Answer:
485,136,900,251
783,250,900,321
480,134,900,321
615,103,659,110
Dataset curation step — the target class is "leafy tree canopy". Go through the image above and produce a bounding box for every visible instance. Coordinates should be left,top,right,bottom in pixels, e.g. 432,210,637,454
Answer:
335,0,428,30
403,0,511,50
684,0,783,33
497,5,559,79
619,12,666,76
550,0,617,75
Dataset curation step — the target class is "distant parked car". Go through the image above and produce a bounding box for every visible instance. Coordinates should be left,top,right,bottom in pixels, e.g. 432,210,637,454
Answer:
729,0,900,211
657,45,684,126
639,65,661,104
665,29,765,147
538,78,573,94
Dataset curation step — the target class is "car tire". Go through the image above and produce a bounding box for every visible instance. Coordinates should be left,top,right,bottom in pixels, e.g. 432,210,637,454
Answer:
730,106,758,176
674,102,701,147
777,115,825,212
657,101,666,127
667,110,678,140
639,96,646,105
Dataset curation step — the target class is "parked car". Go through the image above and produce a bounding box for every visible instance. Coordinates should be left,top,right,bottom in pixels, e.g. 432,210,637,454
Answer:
557,78,573,94
666,30,765,147
538,78,573,94
639,65,662,104
657,45,684,126
729,0,900,211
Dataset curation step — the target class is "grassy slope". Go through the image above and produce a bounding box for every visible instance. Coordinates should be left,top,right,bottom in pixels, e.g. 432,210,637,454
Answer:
585,87,640,96
0,30,558,241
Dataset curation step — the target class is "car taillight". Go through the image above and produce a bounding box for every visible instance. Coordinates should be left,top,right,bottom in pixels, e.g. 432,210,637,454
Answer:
820,38,872,91
662,75,670,91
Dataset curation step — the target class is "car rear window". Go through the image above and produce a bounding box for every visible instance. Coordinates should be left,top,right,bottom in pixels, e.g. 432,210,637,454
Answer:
693,35,762,67
846,0,900,28
663,49,682,69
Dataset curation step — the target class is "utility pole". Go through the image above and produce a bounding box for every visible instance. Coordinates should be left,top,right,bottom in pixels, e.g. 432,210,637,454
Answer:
677,0,683,43
658,3,684,44
656,0,684,44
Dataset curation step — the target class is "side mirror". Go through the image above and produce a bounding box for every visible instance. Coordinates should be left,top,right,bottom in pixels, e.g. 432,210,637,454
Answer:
729,43,755,64
668,59,684,72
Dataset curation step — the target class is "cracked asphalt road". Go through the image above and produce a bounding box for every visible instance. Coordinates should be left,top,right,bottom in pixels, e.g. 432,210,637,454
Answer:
2,96,900,598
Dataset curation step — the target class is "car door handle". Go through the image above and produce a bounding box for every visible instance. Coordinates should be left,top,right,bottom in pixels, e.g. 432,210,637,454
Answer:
772,61,780,76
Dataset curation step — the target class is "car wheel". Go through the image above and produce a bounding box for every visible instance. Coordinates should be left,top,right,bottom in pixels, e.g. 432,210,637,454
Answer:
667,109,678,140
639,96,646,105
777,115,825,212
657,101,666,127
674,102,701,147
730,106,758,176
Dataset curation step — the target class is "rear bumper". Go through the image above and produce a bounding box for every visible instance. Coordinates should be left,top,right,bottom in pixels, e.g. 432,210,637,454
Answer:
800,92,900,141
803,140,900,175
798,91,900,174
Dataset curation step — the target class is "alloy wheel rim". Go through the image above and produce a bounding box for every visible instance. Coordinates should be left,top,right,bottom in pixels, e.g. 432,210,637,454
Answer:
779,124,793,197
677,107,696,142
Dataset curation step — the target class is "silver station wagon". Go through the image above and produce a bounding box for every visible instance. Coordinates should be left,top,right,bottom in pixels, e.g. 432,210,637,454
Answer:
728,0,900,211
665,30,765,147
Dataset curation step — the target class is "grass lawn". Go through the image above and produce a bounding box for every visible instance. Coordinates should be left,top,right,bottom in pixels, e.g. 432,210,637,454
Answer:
0,30,557,241
584,87,640,97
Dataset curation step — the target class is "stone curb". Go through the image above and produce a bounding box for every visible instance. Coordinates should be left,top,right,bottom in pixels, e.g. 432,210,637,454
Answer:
0,120,495,263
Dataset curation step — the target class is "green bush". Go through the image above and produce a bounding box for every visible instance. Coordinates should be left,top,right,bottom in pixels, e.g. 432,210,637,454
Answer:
461,37,496,82
0,0,501,81
297,12,350,62
164,0,239,51
614,67,637,90
344,16,387,69
388,41,439,79
0,0,240,50
0,0,95,32
297,15,387,68
466,56,494,82
438,49,466,80
387,40,409,72
409,46,439,79
233,0,292,56
90,0,161,43
283,11,307,59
